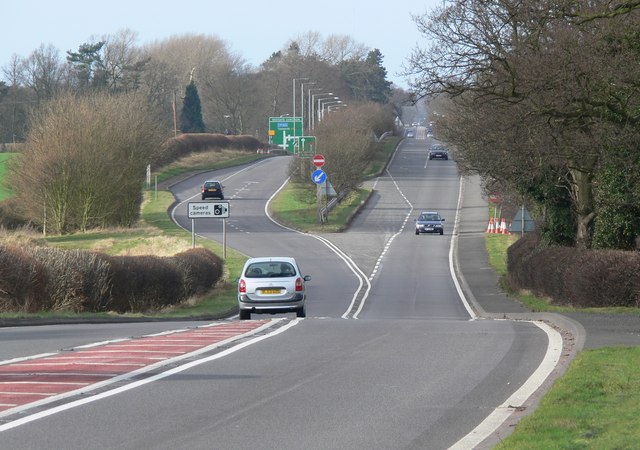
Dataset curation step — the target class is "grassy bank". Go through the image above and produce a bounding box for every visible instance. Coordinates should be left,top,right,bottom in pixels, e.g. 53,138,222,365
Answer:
495,347,640,449
485,232,640,448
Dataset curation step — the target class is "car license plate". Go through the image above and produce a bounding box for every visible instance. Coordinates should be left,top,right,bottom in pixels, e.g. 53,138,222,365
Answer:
261,289,281,294
426,227,434,231
208,188,217,192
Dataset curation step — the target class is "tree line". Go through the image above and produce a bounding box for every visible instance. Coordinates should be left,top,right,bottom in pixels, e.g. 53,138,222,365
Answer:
408,0,640,250
0,30,408,234
0,30,401,143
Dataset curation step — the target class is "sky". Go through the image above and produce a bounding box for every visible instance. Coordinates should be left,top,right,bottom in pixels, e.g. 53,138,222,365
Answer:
1,0,442,89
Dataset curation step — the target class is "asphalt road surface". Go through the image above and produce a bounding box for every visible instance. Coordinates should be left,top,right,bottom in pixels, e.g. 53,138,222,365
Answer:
0,138,558,449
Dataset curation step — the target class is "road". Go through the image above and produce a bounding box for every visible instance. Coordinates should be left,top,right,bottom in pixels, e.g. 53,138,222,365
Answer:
0,138,558,449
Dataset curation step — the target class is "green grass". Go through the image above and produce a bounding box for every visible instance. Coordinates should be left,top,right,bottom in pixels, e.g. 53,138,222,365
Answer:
485,223,640,448
495,347,640,449
270,182,370,233
0,153,16,200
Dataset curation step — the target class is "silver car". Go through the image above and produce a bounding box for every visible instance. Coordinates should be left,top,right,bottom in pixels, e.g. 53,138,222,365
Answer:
237,257,311,320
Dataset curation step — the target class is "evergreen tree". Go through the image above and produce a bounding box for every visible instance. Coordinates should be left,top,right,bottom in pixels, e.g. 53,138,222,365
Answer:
180,78,206,133
340,49,391,103
67,42,107,91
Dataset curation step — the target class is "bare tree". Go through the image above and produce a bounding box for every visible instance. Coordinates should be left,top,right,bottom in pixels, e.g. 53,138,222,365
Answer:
314,103,386,194
8,92,165,233
19,44,66,103
408,0,640,248
102,28,149,93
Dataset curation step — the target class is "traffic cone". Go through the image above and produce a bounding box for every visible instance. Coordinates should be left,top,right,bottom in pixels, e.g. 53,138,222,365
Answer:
486,218,494,233
491,217,499,233
502,218,511,234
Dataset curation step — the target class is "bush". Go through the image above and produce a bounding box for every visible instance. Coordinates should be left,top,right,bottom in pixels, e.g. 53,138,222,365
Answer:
564,250,640,308
106,255,185,313
0,245,47,312
156,133,263,167
507,233,640,308
0,245,225,314
0,198,30,229
173,247,223,298
29,248,112,312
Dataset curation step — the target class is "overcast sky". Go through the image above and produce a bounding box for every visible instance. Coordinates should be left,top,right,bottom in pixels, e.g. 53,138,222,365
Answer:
2,0,442,89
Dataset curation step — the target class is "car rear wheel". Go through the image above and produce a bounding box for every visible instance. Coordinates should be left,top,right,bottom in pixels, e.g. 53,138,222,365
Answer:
239,310,251,320
296,306,306,318
415,229,420,235
439,230,444,235
201,195,206,200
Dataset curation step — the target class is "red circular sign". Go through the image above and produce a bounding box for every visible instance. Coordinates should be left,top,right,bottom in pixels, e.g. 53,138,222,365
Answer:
312,154,325,167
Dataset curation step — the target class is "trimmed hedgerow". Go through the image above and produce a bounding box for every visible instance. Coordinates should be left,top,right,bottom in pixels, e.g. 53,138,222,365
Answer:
0,245,222,314
155,133,262,167
507,233,640,308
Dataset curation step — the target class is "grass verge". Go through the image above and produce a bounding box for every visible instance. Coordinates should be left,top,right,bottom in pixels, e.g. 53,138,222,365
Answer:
495,347,640,449
486,230,640,448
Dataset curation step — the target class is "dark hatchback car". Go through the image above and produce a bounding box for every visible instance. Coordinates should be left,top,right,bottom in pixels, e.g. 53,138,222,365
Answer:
201,180,224,200
429,146,449,160
415,211,445,235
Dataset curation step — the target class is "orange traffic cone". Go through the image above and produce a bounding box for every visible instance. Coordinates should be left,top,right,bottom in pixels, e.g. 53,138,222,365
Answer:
500,218,510,235
486,218,494,233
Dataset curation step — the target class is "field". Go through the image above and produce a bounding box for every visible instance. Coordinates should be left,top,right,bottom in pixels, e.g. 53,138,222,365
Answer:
0,153,15,201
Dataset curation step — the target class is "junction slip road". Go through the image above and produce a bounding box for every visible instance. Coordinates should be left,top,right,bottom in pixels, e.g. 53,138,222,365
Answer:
0,135,565,449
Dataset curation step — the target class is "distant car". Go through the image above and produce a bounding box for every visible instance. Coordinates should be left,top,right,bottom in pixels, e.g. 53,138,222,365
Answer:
415,211,445,235
201,180,224,200
429,146,449,160
406,131,415,138
237,257,311,320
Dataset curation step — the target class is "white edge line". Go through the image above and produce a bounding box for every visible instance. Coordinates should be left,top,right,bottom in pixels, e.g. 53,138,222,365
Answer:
169,158,275,235
0,319,292,428
449,176,477,320
448,320,563,449
263,177,370,320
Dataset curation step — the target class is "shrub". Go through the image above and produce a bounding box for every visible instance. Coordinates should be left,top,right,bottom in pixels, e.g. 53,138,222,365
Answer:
28,247,112,312
0,198,30,230
106,255,184,313
0,245,47,312
156,133,263,167
507,233,640,308
172,247,223,298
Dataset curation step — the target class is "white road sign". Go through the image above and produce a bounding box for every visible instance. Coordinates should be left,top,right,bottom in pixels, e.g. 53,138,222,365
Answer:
188,201,230,218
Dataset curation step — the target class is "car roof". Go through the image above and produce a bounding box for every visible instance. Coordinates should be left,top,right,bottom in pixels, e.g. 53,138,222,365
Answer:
204,180,221,183
420,211,439,215
245,257,297,265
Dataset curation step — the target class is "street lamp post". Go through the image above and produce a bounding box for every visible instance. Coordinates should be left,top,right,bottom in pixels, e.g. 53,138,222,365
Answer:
307,87,323,134
300,81,315,138
292,78,308,137
313,94,338,131
318,99,341,124
327,103,347,113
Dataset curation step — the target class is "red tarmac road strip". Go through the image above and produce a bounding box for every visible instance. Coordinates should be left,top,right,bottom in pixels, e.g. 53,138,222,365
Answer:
0,320,270,416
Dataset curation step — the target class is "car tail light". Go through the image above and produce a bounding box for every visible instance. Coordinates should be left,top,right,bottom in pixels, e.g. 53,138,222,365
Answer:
295,277,303,292
239,279,246,293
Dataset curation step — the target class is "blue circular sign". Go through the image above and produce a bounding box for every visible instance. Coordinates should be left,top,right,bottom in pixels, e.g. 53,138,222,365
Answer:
311,169,327,185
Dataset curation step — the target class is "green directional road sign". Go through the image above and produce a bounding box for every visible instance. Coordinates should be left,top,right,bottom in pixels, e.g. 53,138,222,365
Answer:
287,135,317,154
268,117,302,150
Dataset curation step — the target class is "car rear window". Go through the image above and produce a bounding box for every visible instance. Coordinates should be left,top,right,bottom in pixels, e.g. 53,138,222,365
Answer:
204,182,220,188
245,262,296,278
